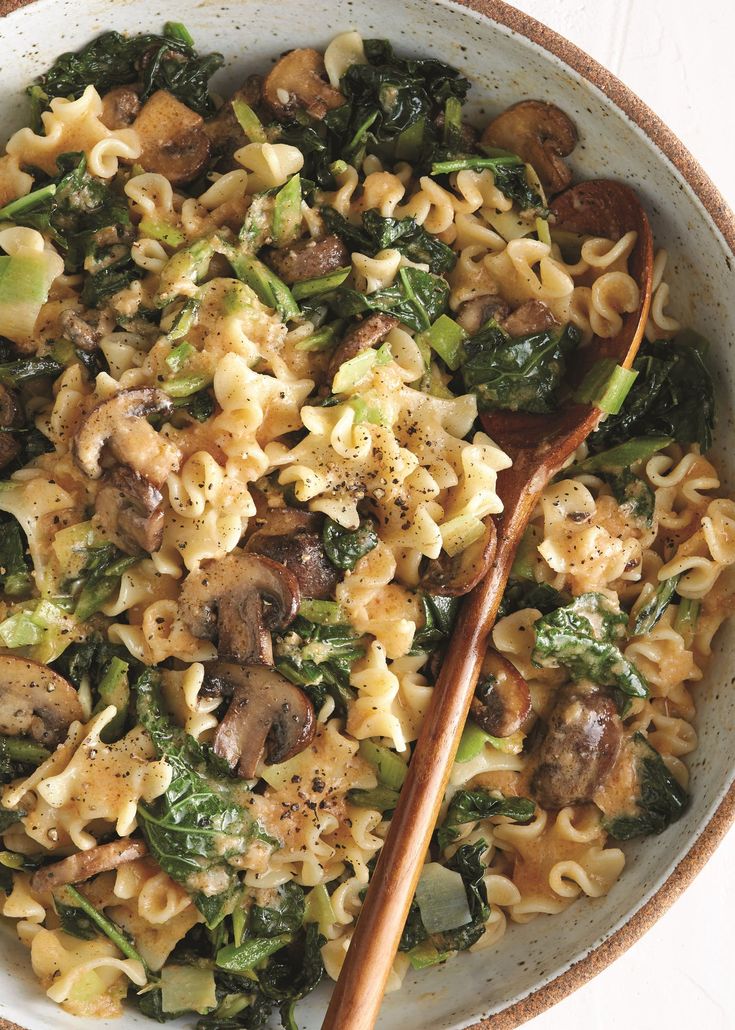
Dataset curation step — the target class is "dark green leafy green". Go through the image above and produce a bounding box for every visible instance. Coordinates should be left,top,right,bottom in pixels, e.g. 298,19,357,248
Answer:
588,337,715,452
431,154,545,212
250,883,305,938
437,790,535,850
411,593,460,652
532,592,648,700
321,207,456,275
603,733,688,840
135,671,263,923
71,544,139,622
604,468,655,527
0,735,50,785
32,24,224,119
274,616,363,718
55,900,99,940
322,517,378,570
327,266,449,333
0,515,31,596
632,575,681,636
496,580,568,621
461,320,580,413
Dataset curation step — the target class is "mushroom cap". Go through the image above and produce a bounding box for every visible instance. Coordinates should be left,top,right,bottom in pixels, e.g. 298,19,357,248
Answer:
471,650,532,739
178,551,300,664
132,90,211,186
481,100,578,196
94,466,165,556
99,86,142,130
30,838,148,895
207,662,316,779
263,48,345,121
73,388,177,485
245,509,339,601
263,235,349,285
420,519,497,597
0,657,82,747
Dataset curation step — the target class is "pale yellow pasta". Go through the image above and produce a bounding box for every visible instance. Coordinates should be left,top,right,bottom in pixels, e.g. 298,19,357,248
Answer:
235,142,304,191
324,30,367,86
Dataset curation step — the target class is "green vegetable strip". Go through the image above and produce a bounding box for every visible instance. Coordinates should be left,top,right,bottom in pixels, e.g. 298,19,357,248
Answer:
632,575,680,636
431,156,522,175
569,435,672,474
216,934,292,972
0,184,57,222
232,98,267,143
0,736,49,765
347,786,400,811
575,359,638,414
163,373,212,398
60,885,150,975
291,267,351,300
674,597,701,648
416,314,466,371
163,21,194,45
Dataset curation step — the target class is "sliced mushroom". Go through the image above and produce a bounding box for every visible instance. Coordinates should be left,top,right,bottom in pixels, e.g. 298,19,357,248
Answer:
206,662,316,778
501,300,558,337
30,838,148,895
420,519,497,597
471,651,531,738
455,296,510,335
481,100,578,196
60,310,102,353
0,657,82,747
179,551,300,664
73,388,179,488
327,313,399,379
263,48,345,121
263,234,349,283
529,683,623,808
131,90,211,186
100,86,142,130
245,509,339,600
95,466,165,555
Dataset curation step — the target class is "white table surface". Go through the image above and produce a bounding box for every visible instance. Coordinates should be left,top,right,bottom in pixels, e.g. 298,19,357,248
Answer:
507,4,735,1027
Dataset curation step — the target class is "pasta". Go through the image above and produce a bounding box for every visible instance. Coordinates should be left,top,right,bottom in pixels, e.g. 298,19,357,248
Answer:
0,23,729,1028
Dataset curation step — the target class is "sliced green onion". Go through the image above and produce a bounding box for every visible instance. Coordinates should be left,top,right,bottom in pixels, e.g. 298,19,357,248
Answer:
164,21,195,46
166,341,195,373
298,599,346,625
347,786,400,811
575,359,638,414
0,183,56,222
408,939,450,970
0,735,49,766
138,217,185,248
416,314,466,372
216,934,291,972
232,98,266,143
291,266,351,300
332,347,379,393
455,721,523,763
294,325,339,352
161,965,216,1015
568,435,672,474
674,597,701,648
60,885,149,976
535,216,551,246
358,740,408,790
272,174,302,248
431,155,522,176
304,884,336,928
632,575,680,636
394,116,425,161
221,244,299,322
414,863,471,934
163,373,211,398
0,612,44,648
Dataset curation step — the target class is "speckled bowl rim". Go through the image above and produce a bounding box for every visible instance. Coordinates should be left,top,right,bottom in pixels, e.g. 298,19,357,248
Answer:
0,1,734,1028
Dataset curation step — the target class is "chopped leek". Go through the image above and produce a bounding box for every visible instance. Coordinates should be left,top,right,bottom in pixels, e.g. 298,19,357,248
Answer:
232,97,267,143
439,513,485,557
0,611,44,648
632,575,680,636
220,243,300,321
407,938,450,969
575,359,638,414
510,524,540,580
163,373,212,398
0,247,64,344
455,721,523,763
535,216,551,246
294,324,340,352
138,217,185,247
414,863,471,934
291,266,351,300
416,314,466,371
674,597,700,648
161,965,216,1015
166,341,195,372
94,656,129,742
358,739,408,790
304,883,336,930
272,174,302,247
332,343,391,393
216,934,291,972
298,599,347,625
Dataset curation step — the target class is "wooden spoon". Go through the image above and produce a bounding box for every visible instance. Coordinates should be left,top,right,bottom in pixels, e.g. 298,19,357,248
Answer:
322,180,653,1030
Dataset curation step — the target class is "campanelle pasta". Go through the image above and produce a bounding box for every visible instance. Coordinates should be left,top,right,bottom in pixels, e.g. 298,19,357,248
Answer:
0,22,730,1029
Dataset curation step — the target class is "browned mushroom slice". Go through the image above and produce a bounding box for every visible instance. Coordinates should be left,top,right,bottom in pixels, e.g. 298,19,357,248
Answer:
73,388,179,487
455,296,510,335
206,662,316,778
179,551,300,664
327,313,399,379
481,100,578,196
263,235,349,284
501,300,558,337
263,48,345,121
100,86,142,130
471,650,531,738
95,467,165,555
30,838,148,895
0,657,82,747
529,684,623,808
420,520,497,597
60,310,102,353
131,90,211,186
245,509,339,600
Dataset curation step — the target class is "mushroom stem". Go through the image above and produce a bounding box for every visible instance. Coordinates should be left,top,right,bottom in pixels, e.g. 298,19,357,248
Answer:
30,839,148,895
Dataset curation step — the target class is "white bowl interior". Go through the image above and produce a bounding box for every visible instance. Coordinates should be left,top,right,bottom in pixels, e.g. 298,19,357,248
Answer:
2,1,735,1027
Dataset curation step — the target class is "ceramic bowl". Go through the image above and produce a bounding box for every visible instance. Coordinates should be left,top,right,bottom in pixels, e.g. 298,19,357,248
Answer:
1,1,735,1027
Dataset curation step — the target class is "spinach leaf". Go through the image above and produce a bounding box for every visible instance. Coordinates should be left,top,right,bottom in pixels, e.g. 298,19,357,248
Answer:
411,593,460,652
461,320,580,413
603,468,655,527
532,592,648,700
0,810,23,833
258,923,325,1004
250,883,305,938
431,154,545,212
587,337,715,452
33,25,223,118
322,208,456,275
603,733,688,840
55,900,99,940
437,790,535,850
0,736,49,785
632,576,680,636
135,671,263,923
322,517,378,570
71,543,139,622
274,616,363,718
0,515,31,596
173,388,216,422
327,267,449,333
496,580,568,621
